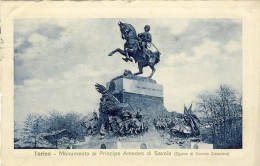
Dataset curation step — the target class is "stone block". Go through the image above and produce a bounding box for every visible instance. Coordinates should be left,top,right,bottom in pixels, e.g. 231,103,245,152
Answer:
107,75,167,118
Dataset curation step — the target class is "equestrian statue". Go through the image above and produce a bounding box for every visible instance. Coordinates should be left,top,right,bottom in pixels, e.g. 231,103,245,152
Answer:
108,21,161,78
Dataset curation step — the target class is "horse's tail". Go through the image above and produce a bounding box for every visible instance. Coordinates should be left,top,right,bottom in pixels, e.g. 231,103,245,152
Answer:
155,51,161,64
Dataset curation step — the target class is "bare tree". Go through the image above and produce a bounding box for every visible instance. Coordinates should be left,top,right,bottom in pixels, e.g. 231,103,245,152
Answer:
22,113,45,148
44,110,84,148
196,85,242,149
45,110,65,148
63,112,85,140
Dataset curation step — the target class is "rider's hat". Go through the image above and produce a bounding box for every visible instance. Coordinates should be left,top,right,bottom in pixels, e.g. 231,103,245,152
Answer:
144,25,150,30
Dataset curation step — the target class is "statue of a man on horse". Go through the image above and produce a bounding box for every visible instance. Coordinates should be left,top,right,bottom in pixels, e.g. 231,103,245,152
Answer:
108,21,161,78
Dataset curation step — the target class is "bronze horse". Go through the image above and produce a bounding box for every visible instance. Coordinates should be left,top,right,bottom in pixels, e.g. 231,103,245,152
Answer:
108,22,160,78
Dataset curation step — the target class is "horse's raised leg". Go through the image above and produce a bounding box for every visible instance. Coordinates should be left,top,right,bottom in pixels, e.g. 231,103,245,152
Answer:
108,48,126,57
148,64,156,78
108,48,133,62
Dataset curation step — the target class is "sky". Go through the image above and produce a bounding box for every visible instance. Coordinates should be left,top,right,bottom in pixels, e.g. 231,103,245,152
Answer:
14,18,242,127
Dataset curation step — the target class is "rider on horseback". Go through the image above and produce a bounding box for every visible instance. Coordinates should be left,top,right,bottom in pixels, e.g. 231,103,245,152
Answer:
108,22,160,78
138,25,152,59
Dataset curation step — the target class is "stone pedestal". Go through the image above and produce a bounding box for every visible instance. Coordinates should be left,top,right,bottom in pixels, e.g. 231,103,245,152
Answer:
107,74,167,118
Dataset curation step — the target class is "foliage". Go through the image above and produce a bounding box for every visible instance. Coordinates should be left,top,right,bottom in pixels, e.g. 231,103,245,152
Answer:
62,112,85,140
21,113,45,148
196,84,242,149
20,111,85,148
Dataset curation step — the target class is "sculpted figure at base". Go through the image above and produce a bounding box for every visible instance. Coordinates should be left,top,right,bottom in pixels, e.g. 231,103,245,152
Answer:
95,81,121,133
154,103,201,138
80,111,99,135
93,81,149,137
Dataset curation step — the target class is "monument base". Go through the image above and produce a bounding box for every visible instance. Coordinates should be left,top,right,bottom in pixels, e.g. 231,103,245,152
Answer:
107,72,167,118
72,71,204,150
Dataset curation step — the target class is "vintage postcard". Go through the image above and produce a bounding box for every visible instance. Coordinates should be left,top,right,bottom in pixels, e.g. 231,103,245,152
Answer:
1,1,260,166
